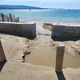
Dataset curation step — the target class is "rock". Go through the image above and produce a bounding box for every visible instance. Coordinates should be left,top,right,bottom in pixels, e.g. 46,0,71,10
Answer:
43,23,53,31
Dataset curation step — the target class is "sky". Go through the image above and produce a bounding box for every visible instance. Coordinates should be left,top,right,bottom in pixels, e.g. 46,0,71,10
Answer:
0,0,80,9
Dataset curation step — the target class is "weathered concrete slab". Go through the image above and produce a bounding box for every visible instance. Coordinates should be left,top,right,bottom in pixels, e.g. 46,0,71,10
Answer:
63,68,80,80
51,25,80,41
1,38,23,62
0,62,56,80
0,22,36,39
0,62,80,80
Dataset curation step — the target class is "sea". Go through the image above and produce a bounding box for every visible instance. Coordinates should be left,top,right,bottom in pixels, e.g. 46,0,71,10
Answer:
0,9,80,24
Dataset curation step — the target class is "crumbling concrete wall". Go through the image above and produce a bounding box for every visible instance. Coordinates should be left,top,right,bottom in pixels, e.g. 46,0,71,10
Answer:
51,25,80,41
0,22,36,39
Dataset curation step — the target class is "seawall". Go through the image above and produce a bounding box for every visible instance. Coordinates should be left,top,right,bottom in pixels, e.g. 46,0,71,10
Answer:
51,25,80,41
0,22,36,39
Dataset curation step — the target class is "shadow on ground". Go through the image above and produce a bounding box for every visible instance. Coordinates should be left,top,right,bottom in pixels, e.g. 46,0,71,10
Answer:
56,71,66,80
0,61,6,72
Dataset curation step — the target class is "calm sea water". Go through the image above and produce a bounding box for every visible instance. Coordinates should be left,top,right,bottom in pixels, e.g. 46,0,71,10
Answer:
0,9,80,24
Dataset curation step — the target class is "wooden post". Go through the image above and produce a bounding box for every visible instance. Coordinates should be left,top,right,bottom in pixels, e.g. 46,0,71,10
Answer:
9,13,13,22
0,40,6,62
55,44,65,72
0,13,5,21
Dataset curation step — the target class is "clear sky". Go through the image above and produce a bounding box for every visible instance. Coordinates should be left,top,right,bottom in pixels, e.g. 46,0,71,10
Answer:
0,0,80,9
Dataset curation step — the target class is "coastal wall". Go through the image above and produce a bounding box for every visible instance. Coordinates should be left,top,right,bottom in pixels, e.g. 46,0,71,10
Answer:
0,22,36,39
51,25,80,41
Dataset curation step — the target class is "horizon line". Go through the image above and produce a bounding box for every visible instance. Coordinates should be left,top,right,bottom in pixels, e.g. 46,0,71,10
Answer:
0,4,80,10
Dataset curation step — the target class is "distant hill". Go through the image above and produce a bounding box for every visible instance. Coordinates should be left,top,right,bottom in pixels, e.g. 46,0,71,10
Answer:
0,5,42,9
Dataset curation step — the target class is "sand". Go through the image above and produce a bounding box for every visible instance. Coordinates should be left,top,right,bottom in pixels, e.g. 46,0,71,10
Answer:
0,22,80,80
0,22,80,67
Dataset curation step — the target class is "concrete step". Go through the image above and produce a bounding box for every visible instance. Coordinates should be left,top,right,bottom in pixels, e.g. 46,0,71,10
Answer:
0,61,80,80
0,62,56,80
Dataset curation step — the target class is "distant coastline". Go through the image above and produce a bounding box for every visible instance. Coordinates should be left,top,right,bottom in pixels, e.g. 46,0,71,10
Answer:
0,5,43,9
0,5,80,10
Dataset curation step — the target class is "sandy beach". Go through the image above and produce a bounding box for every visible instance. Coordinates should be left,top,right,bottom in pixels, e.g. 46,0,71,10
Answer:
0,22,80,80
0,22,80,68
0,0,80,79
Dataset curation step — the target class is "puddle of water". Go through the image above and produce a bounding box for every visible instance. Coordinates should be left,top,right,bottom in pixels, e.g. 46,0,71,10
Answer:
24,35,80,68
25,45,80,68
25,46,56,67
63,53,80,68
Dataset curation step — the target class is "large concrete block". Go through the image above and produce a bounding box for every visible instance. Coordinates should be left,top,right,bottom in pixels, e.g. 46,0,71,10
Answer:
51,25,80,41
0,22,36,39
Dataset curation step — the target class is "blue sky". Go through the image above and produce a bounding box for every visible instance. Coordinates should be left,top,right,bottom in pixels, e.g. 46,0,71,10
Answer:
0,0,80,9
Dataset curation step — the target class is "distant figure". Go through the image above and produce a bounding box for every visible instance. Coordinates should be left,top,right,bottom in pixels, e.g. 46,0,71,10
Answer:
0,13,5,21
